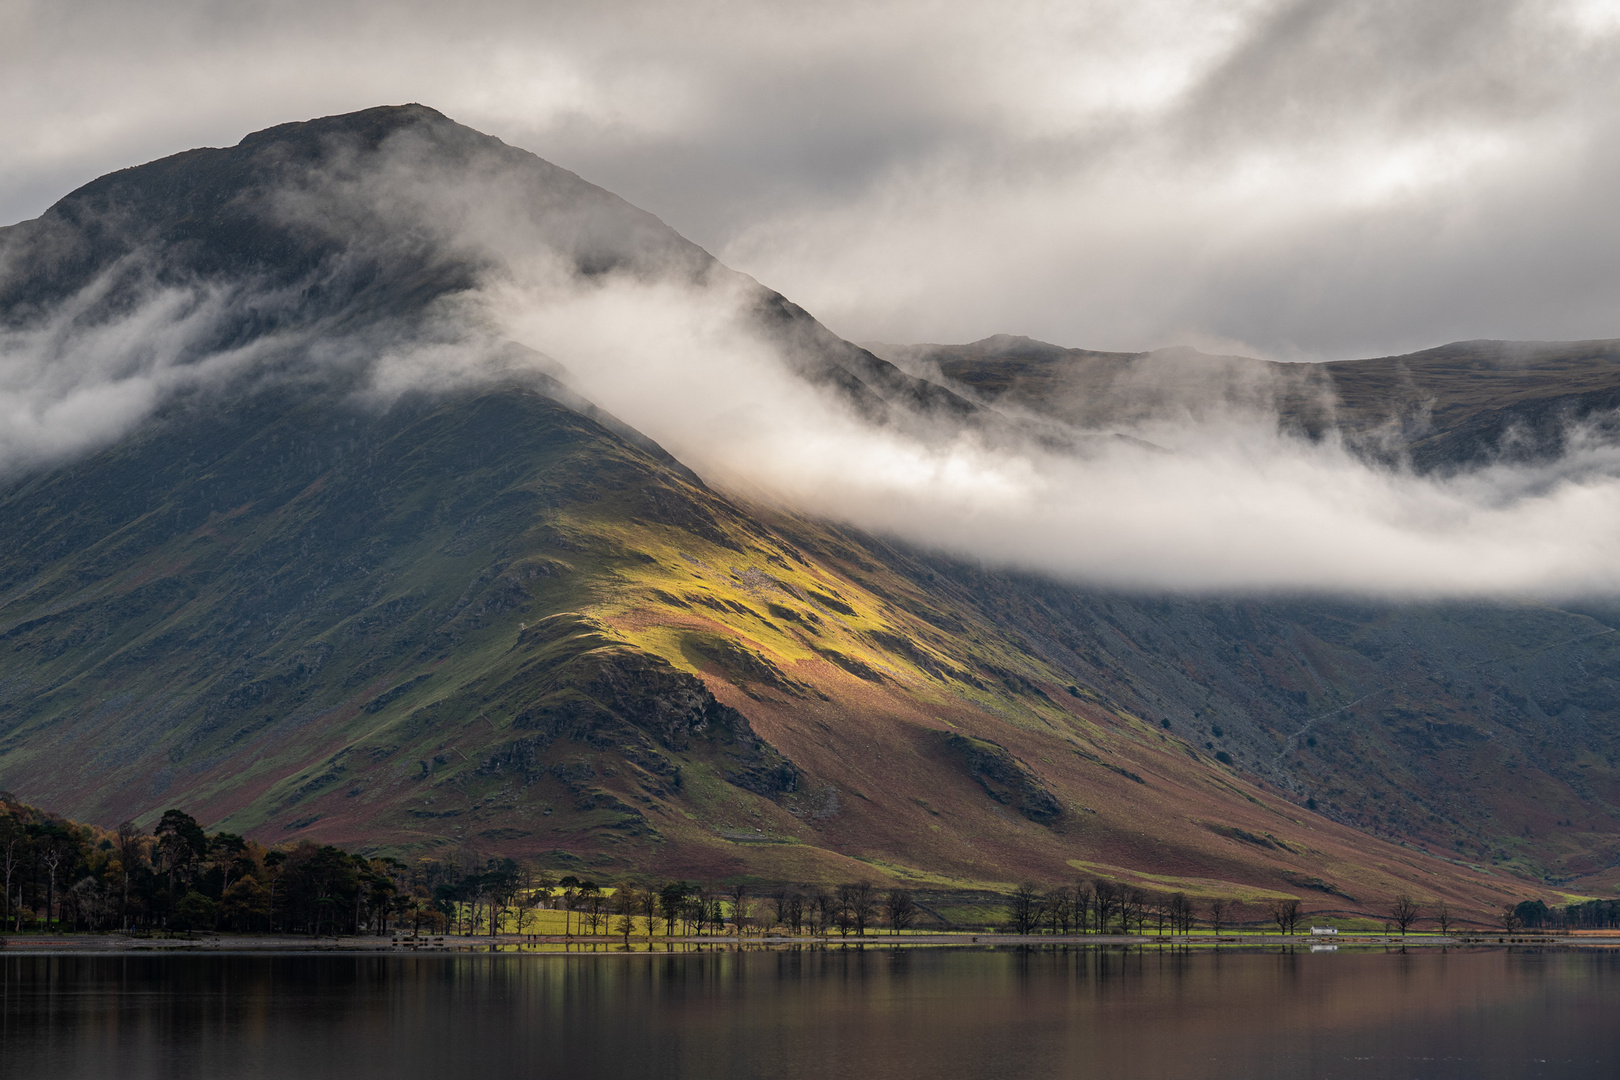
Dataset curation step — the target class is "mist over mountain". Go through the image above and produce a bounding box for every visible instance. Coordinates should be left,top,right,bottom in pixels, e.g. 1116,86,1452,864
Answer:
6,105,1620,912
10,104,1620,597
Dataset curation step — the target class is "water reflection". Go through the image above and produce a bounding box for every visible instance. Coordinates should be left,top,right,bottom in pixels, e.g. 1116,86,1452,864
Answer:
1,947,1616,1079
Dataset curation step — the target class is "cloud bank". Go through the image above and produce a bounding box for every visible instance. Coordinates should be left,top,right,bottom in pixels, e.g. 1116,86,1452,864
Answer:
484,269,1620,599
6,0,1620,358
5,99,1620,600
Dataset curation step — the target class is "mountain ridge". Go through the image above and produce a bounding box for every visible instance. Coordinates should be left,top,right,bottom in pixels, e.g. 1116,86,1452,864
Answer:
877,333,1620,470
4,106,1620,918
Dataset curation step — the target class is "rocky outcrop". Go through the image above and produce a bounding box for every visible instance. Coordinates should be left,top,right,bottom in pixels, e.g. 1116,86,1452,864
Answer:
942,733,1062,826
490,621,798,798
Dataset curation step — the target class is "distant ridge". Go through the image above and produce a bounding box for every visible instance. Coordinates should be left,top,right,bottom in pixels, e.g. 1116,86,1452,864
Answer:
881,333,1620,469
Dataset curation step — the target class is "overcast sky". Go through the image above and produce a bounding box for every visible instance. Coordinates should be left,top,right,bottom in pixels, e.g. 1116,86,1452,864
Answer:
6,0,1620,359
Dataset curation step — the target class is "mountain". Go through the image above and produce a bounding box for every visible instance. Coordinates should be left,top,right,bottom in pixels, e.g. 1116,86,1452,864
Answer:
1,105,1616,918
0,104,971,434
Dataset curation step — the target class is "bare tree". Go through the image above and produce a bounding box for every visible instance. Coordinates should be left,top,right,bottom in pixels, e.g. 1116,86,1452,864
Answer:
1122,888,1147,935
1043,886,1074,935
1149,894,1171,937
1269,899,1302,936
806,889,831,936
885,888,918,935
0,815,21,934
1092,880,1120,934
1389,895,1421,936
1500,904,1523,933
728,883,750,936
1008,883,1045,935
1433,900,1453,935
839,882,878,936
41,843,63,932
640,886,660,938
760,890,779,935
833,894,855,937
1169,893,1194,934
781,888,805,935
688,884,712,935
1073,881,1093,935
614,886,639,944
264,850,286,934
1206,897,1230,935
583,885,605,935
709,897,727,935
764,888,788,936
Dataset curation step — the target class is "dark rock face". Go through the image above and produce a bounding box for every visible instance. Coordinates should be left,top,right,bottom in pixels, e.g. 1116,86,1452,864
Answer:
506,636,799,797
943,733,1062,826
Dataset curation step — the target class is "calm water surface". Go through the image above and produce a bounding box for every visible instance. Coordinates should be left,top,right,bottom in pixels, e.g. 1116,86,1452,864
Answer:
3,946,1618,1079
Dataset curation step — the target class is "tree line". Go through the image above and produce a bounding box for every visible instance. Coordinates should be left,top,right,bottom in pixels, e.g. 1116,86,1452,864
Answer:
3,795,1589,939
534,879,921,941
0,797,924,938
0,797,419,935
1005,881,1267,936
1506,897,1620,932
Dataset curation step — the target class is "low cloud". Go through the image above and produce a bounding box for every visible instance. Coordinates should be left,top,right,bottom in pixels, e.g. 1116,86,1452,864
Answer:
7,112,1620,600
482,266,1620,598
0,274,268,475
5,1,1620,357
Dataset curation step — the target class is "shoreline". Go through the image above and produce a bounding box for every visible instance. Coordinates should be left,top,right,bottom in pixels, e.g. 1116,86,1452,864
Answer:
4,931,1614,954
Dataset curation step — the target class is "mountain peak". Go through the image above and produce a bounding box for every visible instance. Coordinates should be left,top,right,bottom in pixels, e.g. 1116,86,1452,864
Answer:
235,103,456,152
0,102,690,335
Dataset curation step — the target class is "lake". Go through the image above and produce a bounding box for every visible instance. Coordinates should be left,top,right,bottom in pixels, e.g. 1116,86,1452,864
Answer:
2,945,1617,1078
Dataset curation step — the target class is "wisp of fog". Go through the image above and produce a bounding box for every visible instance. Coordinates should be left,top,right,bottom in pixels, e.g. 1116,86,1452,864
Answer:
482,268,1620,598
5,120,1620,600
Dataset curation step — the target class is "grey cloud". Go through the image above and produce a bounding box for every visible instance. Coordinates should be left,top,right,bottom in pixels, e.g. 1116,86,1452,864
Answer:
7,1,1620,358
8,101,1620,599
9,4,1620,600
1181,0,1571,143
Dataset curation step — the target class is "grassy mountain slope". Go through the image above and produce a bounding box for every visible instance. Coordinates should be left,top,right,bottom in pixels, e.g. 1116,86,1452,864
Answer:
0,380,1525,915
